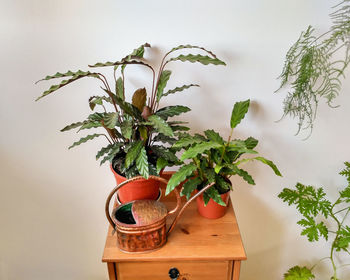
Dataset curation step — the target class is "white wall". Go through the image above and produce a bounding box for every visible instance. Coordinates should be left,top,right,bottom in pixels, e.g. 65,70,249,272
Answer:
1,0,349,279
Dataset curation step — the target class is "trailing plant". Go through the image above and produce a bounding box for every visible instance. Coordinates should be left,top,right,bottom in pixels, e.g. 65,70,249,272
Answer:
36,43,226,179
165,99,282,205
276,0,350,138
279,162,350,280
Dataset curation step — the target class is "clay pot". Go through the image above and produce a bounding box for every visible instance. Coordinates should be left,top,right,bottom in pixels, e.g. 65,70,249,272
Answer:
196,190,230,219
110,165,160,203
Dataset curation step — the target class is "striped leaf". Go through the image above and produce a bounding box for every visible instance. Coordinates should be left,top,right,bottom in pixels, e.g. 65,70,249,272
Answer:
169,54,226,66
163,84,199,97
155,105,190,120
78,121,101,131
173,135,203,148
36,70,89,83
60,121,84,132
244,137,258,150
156,158,168,174
89,60,153,70
151,146,178,162
125,141,143,168
104,113,119,129
120,120,133,139
181,142,222,160
99,143,123,165
68,134,104,149
96,144,113,160
156,70,172,102
168,45,219,58
230,100,250,129
148,115,174,137
136,147,149,179
204,187,226,206
36,72,99,101
116,77,124,100
166,163,197,195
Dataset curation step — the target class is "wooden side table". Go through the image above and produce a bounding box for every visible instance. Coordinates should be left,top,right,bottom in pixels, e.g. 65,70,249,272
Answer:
102,177,246,280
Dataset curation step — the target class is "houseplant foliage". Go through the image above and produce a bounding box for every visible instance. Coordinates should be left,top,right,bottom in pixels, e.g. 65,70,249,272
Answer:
279,162,350,280
276,0,350,138
165,99,282,206
36,43,226,179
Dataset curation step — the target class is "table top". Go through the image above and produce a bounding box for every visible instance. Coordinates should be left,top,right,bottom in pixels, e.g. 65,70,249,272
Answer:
102,174,247,263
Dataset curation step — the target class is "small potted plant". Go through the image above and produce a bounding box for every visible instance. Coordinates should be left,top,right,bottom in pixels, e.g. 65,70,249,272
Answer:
165,99,282,219
36,43,226,203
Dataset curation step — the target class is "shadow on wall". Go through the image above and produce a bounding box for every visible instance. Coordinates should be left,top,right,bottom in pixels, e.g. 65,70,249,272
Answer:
0,149,107,280
231,184,285,280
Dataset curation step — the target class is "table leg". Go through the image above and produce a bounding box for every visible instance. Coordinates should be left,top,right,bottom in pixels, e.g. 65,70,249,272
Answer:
107,262,117,280
232,261,241,280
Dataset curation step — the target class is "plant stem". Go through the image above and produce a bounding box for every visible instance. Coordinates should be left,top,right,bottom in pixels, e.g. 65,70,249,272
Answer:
334,206,350,215
219,128,234,164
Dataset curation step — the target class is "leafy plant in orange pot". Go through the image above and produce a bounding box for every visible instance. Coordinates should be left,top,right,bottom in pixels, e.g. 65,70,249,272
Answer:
36,43,226,203
166,100,282,219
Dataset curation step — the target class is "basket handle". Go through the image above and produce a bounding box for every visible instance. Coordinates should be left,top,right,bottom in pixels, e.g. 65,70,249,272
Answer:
105,176,181,229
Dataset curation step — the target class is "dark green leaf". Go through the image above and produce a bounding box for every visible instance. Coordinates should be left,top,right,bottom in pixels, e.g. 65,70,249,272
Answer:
166,163,197,195
96,144,113,160
104,113,119,129
181,142,222,160
156,158,168,174
169,54,226,66
151,146,178,163
204,187,226,206
148,115,174,137
120,120,133,140
173,135,204,149
36,72,99,101
156,70,172,102
244,137,258,149
68,134,104,149
204,129,224,144
125,141,143,168
163,84,199,97
181,177,202,199
230,100,250,129
155,105,191,120
136,147,149,179
60,121,84,132
116,77,124,100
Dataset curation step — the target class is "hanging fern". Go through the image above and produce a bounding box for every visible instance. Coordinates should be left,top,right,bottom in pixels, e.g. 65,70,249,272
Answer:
276,0,350,138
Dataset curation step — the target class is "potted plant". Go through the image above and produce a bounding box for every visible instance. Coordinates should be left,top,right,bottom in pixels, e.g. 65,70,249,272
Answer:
165,99,282,219
36,43,226,203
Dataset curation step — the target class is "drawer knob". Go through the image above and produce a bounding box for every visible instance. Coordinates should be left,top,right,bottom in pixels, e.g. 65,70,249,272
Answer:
168,267,180,279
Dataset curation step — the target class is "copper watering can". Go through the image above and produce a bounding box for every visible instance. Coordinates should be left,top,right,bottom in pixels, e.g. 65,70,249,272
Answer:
105,176,214,253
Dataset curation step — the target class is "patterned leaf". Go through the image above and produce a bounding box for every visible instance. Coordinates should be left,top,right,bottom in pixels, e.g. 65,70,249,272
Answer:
204,129,224,144
78,121,101,131
68,134,104,149
181,142,222,160
204,186,226,206
116,77,124,100
151,146,178,163
60,121,84,132
171,125,190,132
125,141,143,168
244,137,258,149
230,99,250,129
104,113,119,129
36,72,99,101
89,60,153,70
155,105,191,120
152,134,176,145
148,115,174,137
156,158,168,174
163,84,199,97
173,135,203,148
89,95,112,110
284,266,315,280
169,54,226,66
229,166,255,185
96,144,114,160
168,44,219,58
166,163,197,195
99,143,122,165
156,70,172,102
181,177,202,199
36,70,89,83
136,147,149,179
120,120,133,139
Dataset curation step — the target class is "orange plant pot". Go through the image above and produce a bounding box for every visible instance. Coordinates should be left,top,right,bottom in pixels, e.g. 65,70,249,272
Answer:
110,165,160,204
196,191,230,219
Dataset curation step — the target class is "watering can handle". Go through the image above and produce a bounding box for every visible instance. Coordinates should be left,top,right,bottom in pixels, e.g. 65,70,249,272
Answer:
105,176,181,230
167,182,215,236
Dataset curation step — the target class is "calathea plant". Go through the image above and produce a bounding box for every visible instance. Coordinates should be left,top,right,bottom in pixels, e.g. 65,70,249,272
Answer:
279,162,350,280
36,43,226,179
165,100,282,205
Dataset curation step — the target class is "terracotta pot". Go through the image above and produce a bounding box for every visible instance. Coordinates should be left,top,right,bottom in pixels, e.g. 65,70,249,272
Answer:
196,190,230,219
110,165,160,203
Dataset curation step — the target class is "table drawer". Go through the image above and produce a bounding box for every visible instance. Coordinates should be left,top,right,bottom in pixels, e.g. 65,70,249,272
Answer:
116,260,232,280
